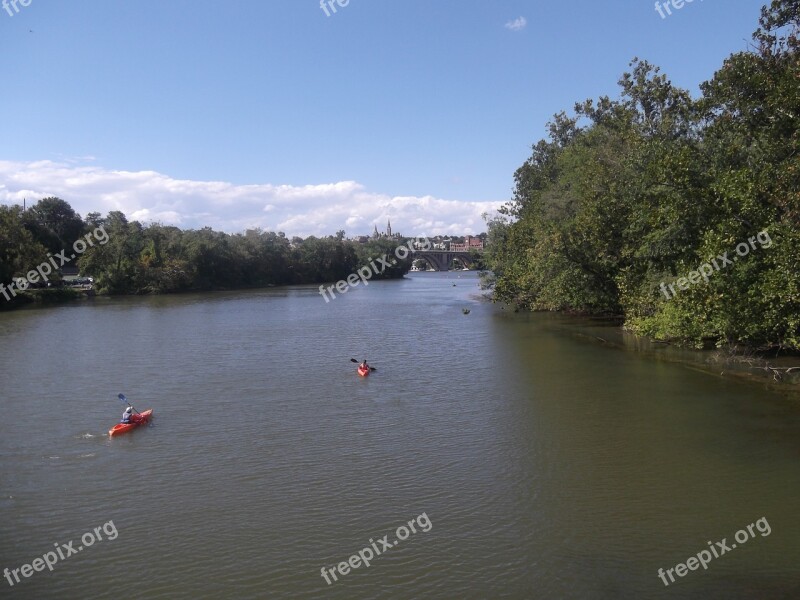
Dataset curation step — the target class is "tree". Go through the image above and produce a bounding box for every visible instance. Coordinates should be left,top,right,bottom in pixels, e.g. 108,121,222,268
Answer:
78,211,144,293
22,197,85,254
0,205,48,289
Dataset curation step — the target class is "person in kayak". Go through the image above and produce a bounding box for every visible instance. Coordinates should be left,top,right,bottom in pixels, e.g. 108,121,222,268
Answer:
121,406,133,424
360,360,369,370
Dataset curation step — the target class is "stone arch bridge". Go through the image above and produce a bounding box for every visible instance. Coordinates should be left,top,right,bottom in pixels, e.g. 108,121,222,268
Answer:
411,250,477,271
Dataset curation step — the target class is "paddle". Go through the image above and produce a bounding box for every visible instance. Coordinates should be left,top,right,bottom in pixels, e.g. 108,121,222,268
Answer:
350,358,377,371
117,393,141,415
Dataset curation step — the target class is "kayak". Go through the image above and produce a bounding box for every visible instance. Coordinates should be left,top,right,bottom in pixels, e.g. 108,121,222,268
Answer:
357,365,370,377
108,409,153,437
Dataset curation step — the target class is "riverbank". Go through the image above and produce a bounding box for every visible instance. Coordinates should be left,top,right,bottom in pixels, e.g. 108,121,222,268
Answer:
0,269,412,312
0,287,89,310
515,310,800,397
478,269,800,394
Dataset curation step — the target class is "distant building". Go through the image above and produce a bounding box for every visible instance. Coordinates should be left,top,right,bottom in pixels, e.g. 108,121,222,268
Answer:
60,265,80,279
372,220,402,240
466,235,484,250
449,236,483,252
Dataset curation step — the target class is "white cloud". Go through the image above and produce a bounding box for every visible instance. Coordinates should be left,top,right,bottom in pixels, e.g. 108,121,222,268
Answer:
0,160,502,237
505,16,527,31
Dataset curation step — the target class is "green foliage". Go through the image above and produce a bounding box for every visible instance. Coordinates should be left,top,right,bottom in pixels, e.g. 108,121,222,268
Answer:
0,205,48,286
73,218,411,294
21,197,86,255
489,0,800,350
2,198,418,301
356,238,413,279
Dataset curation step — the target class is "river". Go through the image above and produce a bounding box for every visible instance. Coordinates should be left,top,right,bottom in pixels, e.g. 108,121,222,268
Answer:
1,272,798,599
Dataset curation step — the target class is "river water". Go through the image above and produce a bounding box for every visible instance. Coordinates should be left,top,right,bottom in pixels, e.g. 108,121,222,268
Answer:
1,272,798,599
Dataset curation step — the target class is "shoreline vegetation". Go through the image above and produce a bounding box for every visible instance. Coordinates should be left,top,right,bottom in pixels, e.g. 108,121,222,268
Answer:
483,1,799,355
549,312,800,392
474,274,800,390
0,198,416,310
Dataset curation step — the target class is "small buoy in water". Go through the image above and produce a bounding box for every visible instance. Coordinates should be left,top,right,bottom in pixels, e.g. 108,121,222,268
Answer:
462,308,470,314
452,283,456,287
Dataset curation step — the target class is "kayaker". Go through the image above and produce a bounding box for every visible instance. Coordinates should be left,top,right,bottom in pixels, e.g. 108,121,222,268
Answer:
121,406,133,424
361,360,369,370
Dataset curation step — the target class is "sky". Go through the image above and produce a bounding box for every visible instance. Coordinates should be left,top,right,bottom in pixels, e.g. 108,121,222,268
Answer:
0,0,767,237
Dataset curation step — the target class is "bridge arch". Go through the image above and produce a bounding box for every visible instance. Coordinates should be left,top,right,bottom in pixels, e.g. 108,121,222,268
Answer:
411,250,476,271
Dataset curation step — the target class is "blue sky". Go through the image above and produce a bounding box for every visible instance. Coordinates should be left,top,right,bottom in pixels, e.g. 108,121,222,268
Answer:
0,0,766,236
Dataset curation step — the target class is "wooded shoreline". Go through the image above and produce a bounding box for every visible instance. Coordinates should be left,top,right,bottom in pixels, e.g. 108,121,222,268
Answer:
484,2,799,354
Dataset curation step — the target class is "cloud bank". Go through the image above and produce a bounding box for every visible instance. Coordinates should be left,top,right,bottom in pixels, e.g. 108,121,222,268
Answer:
0,160,502,237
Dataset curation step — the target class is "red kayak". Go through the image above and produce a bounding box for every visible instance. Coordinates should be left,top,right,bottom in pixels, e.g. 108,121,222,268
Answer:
357,365,370,377
108,409,153,437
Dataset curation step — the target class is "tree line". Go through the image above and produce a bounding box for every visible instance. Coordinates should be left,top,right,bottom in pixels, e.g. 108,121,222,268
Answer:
486,0,799,351
0,198,413,306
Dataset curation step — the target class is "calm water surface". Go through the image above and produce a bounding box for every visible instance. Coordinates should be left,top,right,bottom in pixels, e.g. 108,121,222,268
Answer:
1,272,799,599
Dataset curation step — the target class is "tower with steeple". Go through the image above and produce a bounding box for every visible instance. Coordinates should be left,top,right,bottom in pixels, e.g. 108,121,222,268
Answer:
387,219,392,237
